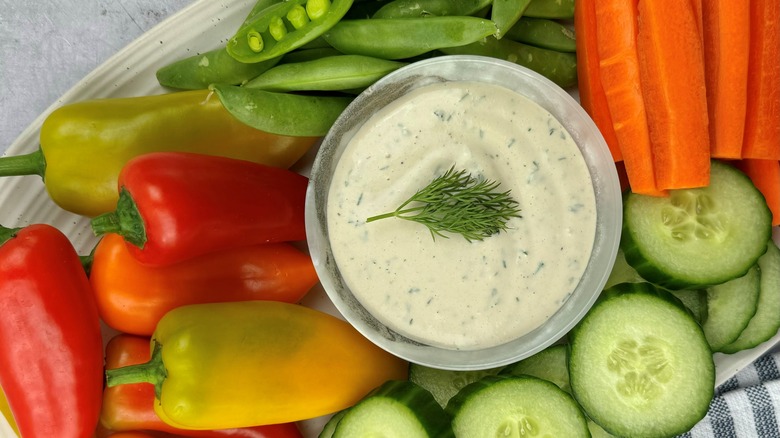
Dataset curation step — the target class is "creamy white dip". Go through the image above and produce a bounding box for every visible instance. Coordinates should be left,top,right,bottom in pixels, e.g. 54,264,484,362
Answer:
327,80,597,350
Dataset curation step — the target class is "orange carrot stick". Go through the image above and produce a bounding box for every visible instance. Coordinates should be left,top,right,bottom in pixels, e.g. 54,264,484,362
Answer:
574,0,623,162
690,0,703,43
594,0,662,196
735,159,780,226
702,0,750,159
742,0,780,160
637,0,710,190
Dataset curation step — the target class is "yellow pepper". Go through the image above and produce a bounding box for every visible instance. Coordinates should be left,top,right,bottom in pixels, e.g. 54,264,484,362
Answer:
0,90,319,217
0,386,19,437
105,300,408,429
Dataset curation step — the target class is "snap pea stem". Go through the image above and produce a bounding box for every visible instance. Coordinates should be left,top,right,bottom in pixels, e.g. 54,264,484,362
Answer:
366,166,522,242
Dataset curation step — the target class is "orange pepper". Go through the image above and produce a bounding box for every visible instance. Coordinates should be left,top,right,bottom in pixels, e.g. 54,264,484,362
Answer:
89,233,318,336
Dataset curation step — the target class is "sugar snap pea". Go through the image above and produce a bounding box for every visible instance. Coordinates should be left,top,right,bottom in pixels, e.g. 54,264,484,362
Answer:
505,17,575,52
523,0,574,19
228,0,354,63
154,0,284,89
280,47,344,63
211,84,352,136
440,35,577,87
491,0,531,38
371,0,493,19
156,48,282,89
244,55,406,92
322,16,498,59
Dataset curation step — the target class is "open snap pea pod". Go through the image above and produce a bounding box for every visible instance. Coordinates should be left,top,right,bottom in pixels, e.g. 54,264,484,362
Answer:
156,48,282,89
523,0,574,19
371,0,493,18
491,0,531,38
440,35,577,87
154,0,284,89
227,0,354,63
211,84,352,136
245,54,406,92
322,16,498,59
505,17,576,52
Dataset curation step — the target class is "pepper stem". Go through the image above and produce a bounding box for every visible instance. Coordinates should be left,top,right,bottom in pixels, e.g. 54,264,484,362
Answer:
90,189,147,248
0,149,46,178
105,341,167,399
0,225,21,246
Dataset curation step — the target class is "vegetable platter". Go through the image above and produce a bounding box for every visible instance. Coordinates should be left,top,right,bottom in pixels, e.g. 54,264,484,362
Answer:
0,0,778,437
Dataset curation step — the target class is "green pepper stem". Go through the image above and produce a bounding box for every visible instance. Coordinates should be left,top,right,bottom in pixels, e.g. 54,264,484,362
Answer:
0,225,21,246
105,342,167,399
89,189,147,248
0,149,46,178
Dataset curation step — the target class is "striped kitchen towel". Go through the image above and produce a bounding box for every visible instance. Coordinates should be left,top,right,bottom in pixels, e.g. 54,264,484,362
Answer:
679,348,780,438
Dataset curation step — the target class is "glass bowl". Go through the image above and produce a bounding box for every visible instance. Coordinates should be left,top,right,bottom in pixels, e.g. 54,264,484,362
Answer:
305,55,622,370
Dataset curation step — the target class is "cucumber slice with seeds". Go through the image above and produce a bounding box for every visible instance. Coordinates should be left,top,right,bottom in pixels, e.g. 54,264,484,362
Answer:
447,375,590,437
721,240,780,353
569,282,714,437
702,264,761,351
621,160,772,289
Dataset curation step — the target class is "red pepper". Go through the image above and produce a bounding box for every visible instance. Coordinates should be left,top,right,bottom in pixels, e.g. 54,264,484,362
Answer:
101,334,304,438
89,233,319,336
90,152,308,266
0,224,103,437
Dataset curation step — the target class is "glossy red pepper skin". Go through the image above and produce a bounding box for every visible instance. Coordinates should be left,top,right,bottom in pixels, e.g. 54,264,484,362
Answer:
101,334,304,438
91,152,308,266
0,224,104,437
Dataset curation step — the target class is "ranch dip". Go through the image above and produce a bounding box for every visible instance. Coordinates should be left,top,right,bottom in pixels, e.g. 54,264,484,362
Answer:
327,80,597,350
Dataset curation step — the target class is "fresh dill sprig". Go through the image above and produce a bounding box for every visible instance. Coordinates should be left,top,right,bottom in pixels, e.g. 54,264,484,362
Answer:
365,166,522,242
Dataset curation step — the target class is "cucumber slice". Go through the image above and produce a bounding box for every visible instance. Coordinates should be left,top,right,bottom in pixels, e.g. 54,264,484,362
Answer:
669,288,708,324
607,250,708,322
500,344,570,392
501,344,617,437
702,265,761,351
332,380,453,437
621,160,772,289
446,375,590,437
318,410,346,438
408,363,503,408
604,249,646,289
721,240,780,353
569,282,714,437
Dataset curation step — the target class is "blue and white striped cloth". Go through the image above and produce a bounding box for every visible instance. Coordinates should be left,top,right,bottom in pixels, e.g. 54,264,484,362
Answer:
680,347,780,438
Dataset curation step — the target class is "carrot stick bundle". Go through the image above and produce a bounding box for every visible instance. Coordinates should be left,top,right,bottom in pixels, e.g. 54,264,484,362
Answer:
636,0,710,190
594,0,662,196
702,0,750,159
574,0,622,162
742,0,780,160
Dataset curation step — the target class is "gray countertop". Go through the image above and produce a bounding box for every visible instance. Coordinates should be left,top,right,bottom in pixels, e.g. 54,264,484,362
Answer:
0,1,192,153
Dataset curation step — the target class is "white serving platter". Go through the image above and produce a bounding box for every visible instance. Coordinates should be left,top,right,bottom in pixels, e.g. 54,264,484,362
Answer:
0,0,778,436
